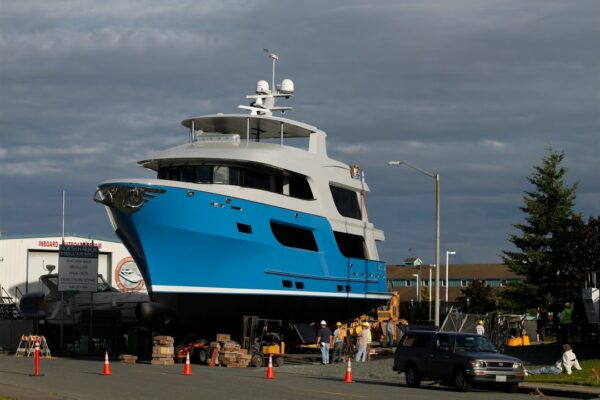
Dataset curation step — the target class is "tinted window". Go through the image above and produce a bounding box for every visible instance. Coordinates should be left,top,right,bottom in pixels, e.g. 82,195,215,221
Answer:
289,174,314,200
244,169,270,191
454,335,497,352
181,166,196,182
270,222,318,251
334,231,366,259
196,165,213,183
167,167,180,181
400,334,431,348
155,163,313,200
330,185,362,220
434,334,451,352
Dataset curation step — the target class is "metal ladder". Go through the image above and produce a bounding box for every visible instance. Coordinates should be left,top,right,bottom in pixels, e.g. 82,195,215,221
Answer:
0,284,22,320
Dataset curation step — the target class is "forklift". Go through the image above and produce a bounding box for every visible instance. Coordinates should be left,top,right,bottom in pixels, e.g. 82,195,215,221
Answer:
242,315,285,367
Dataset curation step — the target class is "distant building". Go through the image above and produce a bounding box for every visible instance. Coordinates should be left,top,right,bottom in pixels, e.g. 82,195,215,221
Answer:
0,233,144,302
386,264,524,302
402,257,423,266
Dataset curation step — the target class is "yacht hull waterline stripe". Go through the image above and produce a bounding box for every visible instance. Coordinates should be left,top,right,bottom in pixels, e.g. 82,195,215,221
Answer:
151,285,391,299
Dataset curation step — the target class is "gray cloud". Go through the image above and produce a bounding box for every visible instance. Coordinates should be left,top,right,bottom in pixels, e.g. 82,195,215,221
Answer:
1,0,598,265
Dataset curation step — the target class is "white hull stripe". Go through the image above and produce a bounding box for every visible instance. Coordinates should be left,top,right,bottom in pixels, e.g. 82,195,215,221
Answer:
152,285,391,300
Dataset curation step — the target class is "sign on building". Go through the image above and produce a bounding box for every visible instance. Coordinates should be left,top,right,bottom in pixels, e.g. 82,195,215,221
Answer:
58,244,99,292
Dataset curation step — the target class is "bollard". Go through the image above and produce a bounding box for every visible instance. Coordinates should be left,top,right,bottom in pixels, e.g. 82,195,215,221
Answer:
34,340,40,377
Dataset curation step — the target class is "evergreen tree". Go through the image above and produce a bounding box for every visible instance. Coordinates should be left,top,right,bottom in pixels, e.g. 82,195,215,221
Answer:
456,279,495,312
501,148,578,309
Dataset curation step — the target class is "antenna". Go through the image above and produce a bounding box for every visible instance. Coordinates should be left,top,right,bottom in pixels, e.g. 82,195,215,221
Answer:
61,190,65,244
264,48,278,93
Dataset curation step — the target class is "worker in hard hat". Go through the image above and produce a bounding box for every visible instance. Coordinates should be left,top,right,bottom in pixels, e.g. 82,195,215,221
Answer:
355,321,369,362
332,322,345,363
316,320,333,364
476,320,485,335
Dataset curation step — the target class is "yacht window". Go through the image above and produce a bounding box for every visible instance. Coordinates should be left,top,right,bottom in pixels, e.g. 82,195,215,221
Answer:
334,231,366,258
270,222,318,252
244,169,270,191
229,167,241,186
196,165,213,183
289,174,313,200
181,166,196,183
213,166,229,184
330,185,362,220
155,162,314,200
167,167,181,181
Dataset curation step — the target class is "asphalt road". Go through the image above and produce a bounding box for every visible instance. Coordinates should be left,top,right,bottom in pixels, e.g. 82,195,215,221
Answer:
0,355,580,400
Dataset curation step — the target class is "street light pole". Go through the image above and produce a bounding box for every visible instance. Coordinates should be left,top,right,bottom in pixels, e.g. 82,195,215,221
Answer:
412,273,419,303
389,160,441,327
428,264,435,321
445,251,456,304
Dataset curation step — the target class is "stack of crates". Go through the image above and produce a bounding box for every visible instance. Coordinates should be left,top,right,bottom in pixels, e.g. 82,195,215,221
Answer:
151,335,174,365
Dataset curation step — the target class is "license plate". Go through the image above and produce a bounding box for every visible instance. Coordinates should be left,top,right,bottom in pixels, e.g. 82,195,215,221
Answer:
496,375,507,382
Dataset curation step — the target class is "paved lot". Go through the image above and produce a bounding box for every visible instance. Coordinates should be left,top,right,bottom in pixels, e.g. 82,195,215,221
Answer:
0,355,591,400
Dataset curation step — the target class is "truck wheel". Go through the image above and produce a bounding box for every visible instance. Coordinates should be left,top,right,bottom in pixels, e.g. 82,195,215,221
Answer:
453,368,470,392
251,354,263,368
197,349,208,364
405,364,421,387
274,357,284,367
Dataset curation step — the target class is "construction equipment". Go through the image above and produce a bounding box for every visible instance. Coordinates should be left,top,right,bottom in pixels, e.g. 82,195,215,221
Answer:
175,339,211,364
377,291,400,322
242,315,285,367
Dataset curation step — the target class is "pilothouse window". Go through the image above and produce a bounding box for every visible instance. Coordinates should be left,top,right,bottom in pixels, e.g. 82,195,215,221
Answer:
156,163,314,200
333,231,366,259
330,185,362,220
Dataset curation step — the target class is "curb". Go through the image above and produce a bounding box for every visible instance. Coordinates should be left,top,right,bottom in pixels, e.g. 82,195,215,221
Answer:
519,382,600,399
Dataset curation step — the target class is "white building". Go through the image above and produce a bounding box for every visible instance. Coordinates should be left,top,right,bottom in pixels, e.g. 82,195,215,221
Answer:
0,234,145,301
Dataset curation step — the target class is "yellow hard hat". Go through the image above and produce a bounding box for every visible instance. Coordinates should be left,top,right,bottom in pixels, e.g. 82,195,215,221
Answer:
478,320,484,325
362,321,368,327
336,321,342,326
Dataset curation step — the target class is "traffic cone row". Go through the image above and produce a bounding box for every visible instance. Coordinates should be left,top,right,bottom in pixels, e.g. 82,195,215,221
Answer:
183,352,192,375
344,358,353,383
265,354,274,379
103,352,112,376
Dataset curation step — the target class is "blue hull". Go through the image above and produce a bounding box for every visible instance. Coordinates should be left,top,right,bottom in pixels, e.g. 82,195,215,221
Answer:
101,182,389,325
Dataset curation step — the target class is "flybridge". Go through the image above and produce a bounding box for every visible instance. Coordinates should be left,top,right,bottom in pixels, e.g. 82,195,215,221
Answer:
180,52,327,155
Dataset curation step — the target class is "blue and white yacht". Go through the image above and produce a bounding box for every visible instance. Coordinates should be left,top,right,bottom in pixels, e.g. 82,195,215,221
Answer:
95,54,390,330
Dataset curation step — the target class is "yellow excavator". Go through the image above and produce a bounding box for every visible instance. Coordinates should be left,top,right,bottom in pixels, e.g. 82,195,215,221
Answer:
377,291,400,322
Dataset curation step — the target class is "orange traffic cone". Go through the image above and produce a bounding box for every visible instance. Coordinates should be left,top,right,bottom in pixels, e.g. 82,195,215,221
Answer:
344,358,353,383
103,352,112,376
265,354,274,379
183,352,192,375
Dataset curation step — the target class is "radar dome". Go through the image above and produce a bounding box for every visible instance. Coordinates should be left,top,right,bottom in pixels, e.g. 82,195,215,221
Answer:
256,80,270,94
280,79,294,94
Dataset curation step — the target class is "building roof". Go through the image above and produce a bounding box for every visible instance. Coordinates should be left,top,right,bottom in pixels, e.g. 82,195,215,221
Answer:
403,257,423,266
0,232,121,243
386,263,522,280
386,264,524,303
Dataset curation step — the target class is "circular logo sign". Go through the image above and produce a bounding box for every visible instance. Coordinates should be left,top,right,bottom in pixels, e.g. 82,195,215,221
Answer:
115,257,146,292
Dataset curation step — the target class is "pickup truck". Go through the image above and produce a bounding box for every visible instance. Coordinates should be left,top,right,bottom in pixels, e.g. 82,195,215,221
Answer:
393,330,525,392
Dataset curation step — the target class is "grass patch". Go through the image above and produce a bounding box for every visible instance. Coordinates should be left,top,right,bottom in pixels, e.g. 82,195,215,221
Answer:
525,359,600,387
0,397,15,400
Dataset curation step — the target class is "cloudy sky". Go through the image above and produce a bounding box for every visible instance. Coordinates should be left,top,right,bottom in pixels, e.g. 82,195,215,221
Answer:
1,0,598,265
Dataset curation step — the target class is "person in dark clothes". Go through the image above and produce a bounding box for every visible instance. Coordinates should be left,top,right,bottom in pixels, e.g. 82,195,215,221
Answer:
316,320,333,364
537,306,548,342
